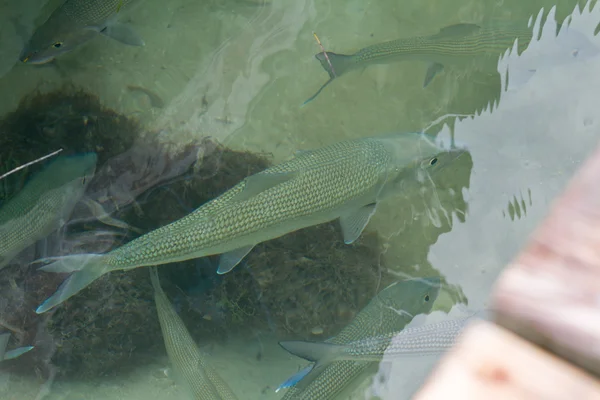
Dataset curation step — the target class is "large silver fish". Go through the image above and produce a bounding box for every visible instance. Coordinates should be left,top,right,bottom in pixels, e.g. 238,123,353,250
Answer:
20,0,143,64
279,314,473,368
35,132,465,313
278,277,441,399
0,153,97,269
304,23,535,104
149,267,238,399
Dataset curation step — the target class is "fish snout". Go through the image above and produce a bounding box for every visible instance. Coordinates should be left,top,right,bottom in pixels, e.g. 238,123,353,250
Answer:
19,48,32,63
19,50,55,65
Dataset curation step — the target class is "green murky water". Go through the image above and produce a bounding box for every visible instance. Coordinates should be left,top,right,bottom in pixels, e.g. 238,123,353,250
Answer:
0,0,599,398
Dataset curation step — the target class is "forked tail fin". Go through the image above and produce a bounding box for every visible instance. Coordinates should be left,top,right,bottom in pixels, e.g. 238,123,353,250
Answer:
315,51,353,78
303,52,354,106
36,254,109,314
278,340,346,390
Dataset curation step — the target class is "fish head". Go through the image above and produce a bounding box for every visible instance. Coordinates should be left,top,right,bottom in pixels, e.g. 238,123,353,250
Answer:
20,23,98,64
377,276,442,316
53,152,97,180
47,153,98,192
377,132,468,197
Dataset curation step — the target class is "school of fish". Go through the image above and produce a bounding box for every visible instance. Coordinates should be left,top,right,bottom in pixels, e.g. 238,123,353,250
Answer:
1,1,594,399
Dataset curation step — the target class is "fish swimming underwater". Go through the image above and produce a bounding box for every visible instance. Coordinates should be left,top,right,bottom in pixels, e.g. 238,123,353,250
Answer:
304,23,535,104
150,267,238,399
20,0,144,64
0,333,34,362
279,314,474,370
0,153,97,269
35,132,466,313
278,277,441,399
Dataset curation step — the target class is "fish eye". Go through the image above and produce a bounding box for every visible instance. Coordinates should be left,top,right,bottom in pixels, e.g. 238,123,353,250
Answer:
429,157,438,166
424,294,430,302
53,42,63,49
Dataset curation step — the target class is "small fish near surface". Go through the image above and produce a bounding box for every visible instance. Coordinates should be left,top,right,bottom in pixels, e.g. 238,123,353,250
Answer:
0,153,97,269
35,132,466,314
150,267,238,399
277,277,441,399
20,0,144,65
304,23,535,104
279,313,475,369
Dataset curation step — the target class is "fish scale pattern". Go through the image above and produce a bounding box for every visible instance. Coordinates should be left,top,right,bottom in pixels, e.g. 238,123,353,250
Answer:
150,267,238,399
349,26,534,65
343,317,468,359
104,137,391,268
62,0,135,26
282,279,439,399
0,154,96,268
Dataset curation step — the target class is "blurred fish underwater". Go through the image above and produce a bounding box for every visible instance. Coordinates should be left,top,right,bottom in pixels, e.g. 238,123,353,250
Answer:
278,277,442,399
279,311,479,367
304,23,534,104
0,153,97,270
305,17,599,104
20,0,144,65
150,267,238,399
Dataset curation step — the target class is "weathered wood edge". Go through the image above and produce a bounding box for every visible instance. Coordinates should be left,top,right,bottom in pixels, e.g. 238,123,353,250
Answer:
492,143,600,377
414,144,600,398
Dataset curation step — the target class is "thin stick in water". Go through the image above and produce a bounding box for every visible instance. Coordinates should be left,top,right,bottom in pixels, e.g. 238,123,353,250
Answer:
312,32,336,78
0,149,63,181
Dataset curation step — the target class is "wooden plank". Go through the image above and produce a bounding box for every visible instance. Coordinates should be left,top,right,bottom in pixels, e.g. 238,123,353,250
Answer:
414,143,600,398
414,321,600,400
492,143,600,377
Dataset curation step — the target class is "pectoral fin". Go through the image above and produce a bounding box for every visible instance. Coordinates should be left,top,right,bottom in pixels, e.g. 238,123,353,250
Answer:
231,172,297,203
217,245,255,274
302,77,335,106
339,203,377,244
100,23,145,46
423,62,444,87
82,198,142,233
4,346,34,361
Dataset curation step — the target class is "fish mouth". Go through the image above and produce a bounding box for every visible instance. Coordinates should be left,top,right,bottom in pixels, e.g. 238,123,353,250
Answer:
19,51,55,65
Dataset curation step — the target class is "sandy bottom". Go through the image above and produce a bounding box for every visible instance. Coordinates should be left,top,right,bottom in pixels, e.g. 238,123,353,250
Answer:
0,334,298,400
1,306,468,400
0,331,447,400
